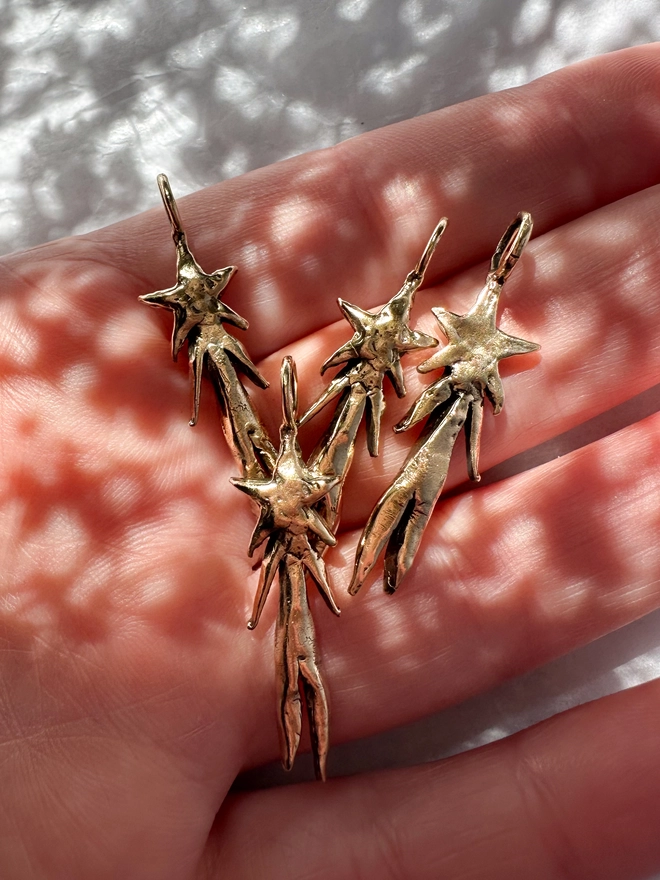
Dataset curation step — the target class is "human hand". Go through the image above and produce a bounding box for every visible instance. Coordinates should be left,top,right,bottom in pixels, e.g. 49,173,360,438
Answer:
2,44,660,880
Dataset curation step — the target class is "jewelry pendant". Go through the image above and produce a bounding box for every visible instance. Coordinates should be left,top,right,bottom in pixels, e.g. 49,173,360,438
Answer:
139,174,276,479
232,356,340,780
140,176,335,778
299,218,448,535
349,212,540,596
241,218,447,777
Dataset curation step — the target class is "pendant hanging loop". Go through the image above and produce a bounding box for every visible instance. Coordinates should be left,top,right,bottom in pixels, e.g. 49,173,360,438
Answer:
489,211,533,283
281,355,299,429
408,216,449,285
157,173,186,246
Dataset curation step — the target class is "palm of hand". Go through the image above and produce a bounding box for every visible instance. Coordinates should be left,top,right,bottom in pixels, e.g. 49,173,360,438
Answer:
3,45,660,880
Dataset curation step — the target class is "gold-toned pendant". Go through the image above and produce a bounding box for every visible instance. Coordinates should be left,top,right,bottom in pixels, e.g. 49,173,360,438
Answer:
349,212,540,596
232,356,340,780
140,174,276,479
140,176,337,778
299,217,448,535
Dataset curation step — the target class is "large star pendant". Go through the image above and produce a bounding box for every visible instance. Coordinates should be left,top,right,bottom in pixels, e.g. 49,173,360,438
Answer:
417,277,539,413
394,275,539,481
140,253,243,361
231,357,340,629
140,175,268,425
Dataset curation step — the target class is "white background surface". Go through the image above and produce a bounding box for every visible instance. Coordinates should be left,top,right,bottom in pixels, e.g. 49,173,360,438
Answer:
3,0,660,827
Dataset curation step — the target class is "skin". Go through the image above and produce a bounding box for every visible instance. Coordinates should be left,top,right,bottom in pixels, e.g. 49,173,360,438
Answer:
2,43,660,879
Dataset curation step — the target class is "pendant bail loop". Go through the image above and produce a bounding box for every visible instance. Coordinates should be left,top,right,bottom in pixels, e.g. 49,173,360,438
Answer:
409,216,449,284
489,211,533,283
281,355,299,430
157,173,186,247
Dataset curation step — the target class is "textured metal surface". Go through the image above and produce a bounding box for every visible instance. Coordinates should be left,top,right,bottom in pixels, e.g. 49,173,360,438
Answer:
233,357,340,780
140,174,276,479
140,178,341,778
6,0,660,817
349,212,540,595
301,218,447,534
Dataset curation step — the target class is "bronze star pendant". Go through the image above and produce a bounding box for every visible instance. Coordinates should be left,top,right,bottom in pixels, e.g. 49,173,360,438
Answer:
394,275,540,481
231,357,340,630
322,290,438,390
395,215,540,478
350,212,540,596
298,218,450,456
140,174,267,425
140,253,241,361
418,287,540,408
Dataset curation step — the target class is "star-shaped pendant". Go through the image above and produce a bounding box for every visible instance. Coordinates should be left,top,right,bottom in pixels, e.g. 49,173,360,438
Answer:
231,356,340,629
395,213,539,479
321,291,439,392
349,212,540,596
417,285,539,408
298,218,448,456
140,174,267,425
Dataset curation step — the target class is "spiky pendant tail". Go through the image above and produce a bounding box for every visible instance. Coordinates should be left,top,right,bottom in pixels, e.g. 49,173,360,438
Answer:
349,392,471,594
276,557,330,780
234,358,340,779
141,178,336,779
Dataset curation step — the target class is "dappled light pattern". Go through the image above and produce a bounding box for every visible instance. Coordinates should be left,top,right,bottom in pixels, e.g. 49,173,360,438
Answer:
5,41,660,870
2,0,660,255
289,184,660,534
0,250,281,876
4,94,660,782
240,408,660,786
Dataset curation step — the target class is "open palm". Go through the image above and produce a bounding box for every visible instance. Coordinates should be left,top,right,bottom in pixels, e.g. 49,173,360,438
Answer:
3,45,660,880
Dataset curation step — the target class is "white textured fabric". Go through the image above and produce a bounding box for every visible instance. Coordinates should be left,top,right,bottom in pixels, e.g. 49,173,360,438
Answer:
2,0,660,822
3,0,660,254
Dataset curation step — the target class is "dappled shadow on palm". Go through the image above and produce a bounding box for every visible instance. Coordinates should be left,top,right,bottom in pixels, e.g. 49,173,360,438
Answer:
2,44,660,773
238,604,660,787
295,183,660,531
0,254,255,653
239,411,660,784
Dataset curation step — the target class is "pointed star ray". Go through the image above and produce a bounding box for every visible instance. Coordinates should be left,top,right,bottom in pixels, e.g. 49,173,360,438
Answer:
387,356,406,398
299,537,340,615
211,332,268,388
303,506,338,547
365,386,385,456
247,535,285,630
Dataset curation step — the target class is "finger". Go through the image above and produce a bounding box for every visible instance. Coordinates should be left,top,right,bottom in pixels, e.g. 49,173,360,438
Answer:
237,406,660,765
201,677,660,880
0,708,223,880
280,181,660,528
5,46,660,363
